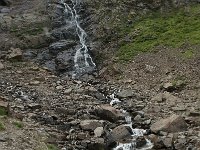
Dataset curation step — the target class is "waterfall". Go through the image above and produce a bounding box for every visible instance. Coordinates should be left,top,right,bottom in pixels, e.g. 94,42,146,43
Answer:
60,0,96,77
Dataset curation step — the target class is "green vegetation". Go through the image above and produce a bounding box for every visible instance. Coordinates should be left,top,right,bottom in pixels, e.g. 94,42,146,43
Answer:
12,121,23,129
117,5,200,61
10,22,45,38
47,144,59,150
0,122,5,131
0,107,8,116
172,75,187,89
181,49,194,59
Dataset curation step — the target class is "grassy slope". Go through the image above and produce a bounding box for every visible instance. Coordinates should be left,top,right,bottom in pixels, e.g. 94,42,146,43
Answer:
117,5,200,61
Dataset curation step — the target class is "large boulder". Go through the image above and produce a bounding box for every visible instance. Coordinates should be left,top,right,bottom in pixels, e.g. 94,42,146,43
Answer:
95,105,125,122
117,89,135,98
80,120,103,131
7,48,22,60
150,114,187,133
106,125,133,146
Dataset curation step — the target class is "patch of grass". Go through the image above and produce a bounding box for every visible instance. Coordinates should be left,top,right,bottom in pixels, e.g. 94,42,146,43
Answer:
181,49,194,59
12,121,23,129
0,107,8,116
117,5,200,61
172,75,187,89
10,22,45,38
0,122,5,131
47,144,59,150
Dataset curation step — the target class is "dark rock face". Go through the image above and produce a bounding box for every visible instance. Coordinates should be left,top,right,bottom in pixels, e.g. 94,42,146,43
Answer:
0,0,10,6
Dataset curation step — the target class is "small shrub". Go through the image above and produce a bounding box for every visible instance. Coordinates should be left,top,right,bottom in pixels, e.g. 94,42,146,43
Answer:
47,144,59,150
12,121,23,129
0,122,5,131
0,107,8,116
181,49,194,59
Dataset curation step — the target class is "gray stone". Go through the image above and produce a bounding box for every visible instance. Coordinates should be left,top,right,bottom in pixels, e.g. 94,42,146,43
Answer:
94,127,104,137
150,114,187,133
80,120,103,131
136,136,147,148
49,40,76,54
95,105,125,122
110,125,132,142
56,85,63,90
1,8,10,13
163,137,173,148
27,103,41,110
64,88,72,94
0,61,4,70
117,89,135,98
7,48,22,60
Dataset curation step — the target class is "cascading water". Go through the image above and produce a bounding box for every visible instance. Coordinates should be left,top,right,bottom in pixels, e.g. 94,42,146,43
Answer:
110,94,153,150
59,0,153,149
60,0,96,77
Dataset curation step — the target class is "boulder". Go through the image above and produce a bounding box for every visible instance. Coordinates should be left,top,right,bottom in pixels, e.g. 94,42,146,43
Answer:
7,48,22,60
136,136,147,148
80,120,103,131
150,114,187,133
108,125,132,144
117,89,135,98
94,127,104,137
49,40,76,55
95,104,125,122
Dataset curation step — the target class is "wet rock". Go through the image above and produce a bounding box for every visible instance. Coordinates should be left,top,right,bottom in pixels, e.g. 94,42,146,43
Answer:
80,120,103,131
43,60,56,71
7,48,22,60
150,114,187,133
55,50,74,71
49,40,76,54
109,125,132,143
117,89,135,98
94,127,104,137
136,136,147,148
95,104,125,122
0,0,11,6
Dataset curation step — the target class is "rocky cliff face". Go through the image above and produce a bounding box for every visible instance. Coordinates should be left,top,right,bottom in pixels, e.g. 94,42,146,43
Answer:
0,0,200,150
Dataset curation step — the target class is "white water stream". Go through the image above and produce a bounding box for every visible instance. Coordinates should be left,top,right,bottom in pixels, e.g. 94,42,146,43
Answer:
60,0,153,149
110,94,153,150
61,0,96,77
